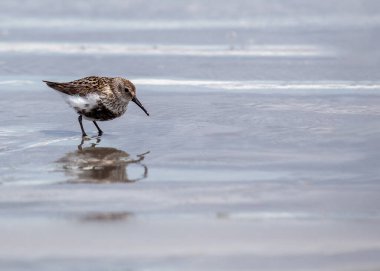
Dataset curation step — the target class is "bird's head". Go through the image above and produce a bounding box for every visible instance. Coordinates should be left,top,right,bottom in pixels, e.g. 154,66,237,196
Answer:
116,77,149,116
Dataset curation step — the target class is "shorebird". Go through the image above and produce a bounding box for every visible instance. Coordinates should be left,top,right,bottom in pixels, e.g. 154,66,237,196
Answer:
43,76,149,137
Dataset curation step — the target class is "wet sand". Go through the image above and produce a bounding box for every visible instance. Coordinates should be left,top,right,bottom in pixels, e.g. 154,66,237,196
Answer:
1,0,380,270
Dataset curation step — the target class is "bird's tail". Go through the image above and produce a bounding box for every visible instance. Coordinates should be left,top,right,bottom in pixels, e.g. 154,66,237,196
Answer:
43,80,72,95
43,80,58,88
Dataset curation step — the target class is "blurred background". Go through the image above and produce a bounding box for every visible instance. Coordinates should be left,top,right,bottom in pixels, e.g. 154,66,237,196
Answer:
1,0,380,80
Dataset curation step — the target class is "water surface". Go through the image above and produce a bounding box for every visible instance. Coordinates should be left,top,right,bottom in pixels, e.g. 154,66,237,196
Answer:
1,0,380,270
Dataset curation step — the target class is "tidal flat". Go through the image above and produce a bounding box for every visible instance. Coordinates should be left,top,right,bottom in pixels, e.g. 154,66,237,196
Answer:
1,0,380,270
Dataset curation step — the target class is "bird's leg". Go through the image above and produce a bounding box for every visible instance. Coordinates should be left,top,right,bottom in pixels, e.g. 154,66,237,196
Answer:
78,115,87,137
77,137,85,150
93,121,103,136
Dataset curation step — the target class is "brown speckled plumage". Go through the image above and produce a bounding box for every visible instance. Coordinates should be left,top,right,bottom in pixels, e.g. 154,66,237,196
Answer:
43,76,149,137
44,76,111,95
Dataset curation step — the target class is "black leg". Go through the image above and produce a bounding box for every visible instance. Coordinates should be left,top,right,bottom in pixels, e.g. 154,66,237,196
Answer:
78,115,87,137
93,121,103,136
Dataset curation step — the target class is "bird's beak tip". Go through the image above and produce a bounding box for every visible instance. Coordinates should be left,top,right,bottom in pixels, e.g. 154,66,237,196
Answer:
132,96,150,117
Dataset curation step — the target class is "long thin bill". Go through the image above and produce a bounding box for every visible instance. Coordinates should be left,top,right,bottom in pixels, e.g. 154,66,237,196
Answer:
132,97,150,116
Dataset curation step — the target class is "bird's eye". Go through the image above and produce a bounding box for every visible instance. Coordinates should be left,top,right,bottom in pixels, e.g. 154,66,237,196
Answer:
125,88,129,93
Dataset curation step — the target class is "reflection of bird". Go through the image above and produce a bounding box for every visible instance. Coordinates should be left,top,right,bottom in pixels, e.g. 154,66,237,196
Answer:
57,139,149,183
43,76,149,137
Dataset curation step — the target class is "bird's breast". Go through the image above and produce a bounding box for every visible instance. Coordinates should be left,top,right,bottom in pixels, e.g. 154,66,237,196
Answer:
101,96,128,116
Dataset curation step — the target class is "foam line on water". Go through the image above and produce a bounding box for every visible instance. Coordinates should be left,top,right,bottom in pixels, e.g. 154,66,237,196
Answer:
2,78,380,92
0,80,34,86
0,42,332,57
134,79,380,92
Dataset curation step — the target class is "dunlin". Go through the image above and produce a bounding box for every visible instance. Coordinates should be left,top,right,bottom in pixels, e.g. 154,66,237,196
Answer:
43,76,149,137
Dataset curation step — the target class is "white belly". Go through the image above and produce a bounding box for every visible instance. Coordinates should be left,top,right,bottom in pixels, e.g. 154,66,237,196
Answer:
63,93,100,113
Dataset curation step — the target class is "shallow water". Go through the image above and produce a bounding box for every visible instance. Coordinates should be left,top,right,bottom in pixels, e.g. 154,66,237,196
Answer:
1,0,380,270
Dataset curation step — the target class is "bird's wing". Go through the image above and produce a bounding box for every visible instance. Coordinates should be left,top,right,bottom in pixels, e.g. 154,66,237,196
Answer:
43,76,110,96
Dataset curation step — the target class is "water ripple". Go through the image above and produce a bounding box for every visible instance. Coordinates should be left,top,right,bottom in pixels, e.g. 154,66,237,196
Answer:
1,17,380,30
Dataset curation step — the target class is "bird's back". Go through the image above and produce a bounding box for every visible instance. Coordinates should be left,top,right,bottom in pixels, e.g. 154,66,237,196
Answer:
43,76,110,96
